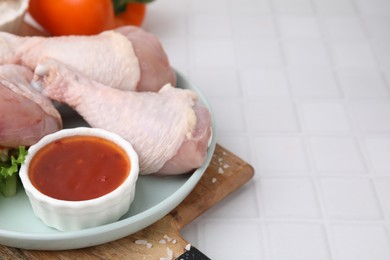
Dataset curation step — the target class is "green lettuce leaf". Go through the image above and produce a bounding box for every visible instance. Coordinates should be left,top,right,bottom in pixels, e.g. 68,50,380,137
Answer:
0,146,27,197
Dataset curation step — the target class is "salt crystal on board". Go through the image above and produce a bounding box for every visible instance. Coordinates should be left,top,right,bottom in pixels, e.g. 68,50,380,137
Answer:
160,247,174,260
167,247,173,257
164,234,173,242
135,239,147,245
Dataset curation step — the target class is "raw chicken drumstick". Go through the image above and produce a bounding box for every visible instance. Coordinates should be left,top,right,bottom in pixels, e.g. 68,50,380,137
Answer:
33,59,211,175
0,64,62,148
0,26,175,92
114,26,176,92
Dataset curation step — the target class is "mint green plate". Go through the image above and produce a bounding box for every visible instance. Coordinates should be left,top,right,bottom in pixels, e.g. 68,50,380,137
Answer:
0,71,216,250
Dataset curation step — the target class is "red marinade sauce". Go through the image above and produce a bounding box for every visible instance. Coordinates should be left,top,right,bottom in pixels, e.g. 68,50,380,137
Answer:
29,136,130,201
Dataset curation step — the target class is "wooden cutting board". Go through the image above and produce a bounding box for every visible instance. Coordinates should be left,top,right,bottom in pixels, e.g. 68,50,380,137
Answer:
0,144,254,259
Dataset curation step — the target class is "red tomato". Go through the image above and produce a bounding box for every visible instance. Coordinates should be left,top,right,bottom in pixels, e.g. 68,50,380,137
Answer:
115,3,146,28
28,0,116,36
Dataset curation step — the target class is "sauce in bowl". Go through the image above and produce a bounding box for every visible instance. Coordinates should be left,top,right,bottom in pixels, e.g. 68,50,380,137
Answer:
29,136,130,201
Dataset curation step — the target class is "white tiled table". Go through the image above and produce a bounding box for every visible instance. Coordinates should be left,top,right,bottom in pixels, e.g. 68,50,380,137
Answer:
144,0,390,259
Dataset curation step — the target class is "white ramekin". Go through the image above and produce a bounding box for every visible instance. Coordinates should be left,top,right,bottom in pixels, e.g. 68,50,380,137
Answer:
19,127,139,231
0,0,29,34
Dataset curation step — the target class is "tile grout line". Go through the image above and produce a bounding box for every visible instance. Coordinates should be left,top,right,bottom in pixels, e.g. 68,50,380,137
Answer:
314,0,389,218
342,0,390,227
356,4,390,97
295,1,345,259
341,0,390,249
185,0,390,259
153,0,390,259
256,0,291,259
355,137,390,221
225,0,267,258
315,1,390,258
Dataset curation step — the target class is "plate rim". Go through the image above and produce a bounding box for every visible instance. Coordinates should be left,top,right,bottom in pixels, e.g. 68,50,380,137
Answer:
0,70,216,250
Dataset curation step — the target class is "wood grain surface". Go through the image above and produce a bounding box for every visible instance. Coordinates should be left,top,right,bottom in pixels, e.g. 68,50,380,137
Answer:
0,144,254,259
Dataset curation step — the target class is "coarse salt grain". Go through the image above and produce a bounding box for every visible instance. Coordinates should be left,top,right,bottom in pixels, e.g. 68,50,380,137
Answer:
135,239,148,245
185,243,191,251
172,239,177,244
135,239,152,248
160,247,173,260
211,177,217,183
159,239,167,244
218,167,224,174
223,163,230,169
167,247,173,257
164,234,173,242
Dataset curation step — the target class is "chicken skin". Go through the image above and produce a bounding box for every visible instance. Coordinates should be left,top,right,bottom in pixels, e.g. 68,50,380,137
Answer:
115,26,176,92
0,26,175,92
33,59,211,175
0,64,62,148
